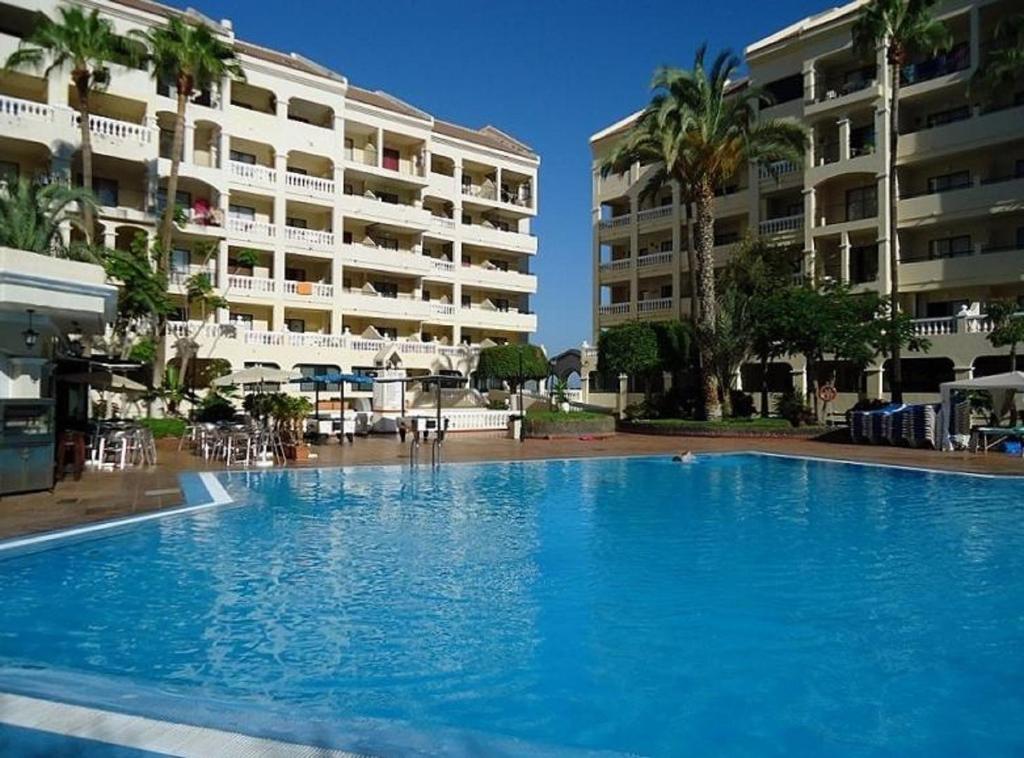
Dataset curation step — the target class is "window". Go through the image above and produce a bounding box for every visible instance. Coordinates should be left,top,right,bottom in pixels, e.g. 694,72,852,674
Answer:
461,333,472,345
285,318,305,333
494,298,509,312
1018,227,1024,249
850,244,878,284
764,73,803,105
382,148,400,171
845,185,877,221
285,267,305,282
230,312,254,327
1016,159,1024,179
344,138,353,157
928,235,971,259
660,285,673,299
462,294,472,309
421,332,433,342
373,281,398,298
342,231,353,244
157,188,190,212
170,248,191,275
92,177,118,206
927,171,970,194
850,125,875,154
286,217,308,229
228,256,253,275
298,364,341,392
229,150,256,164
228,204,255,220
377,236,398,250
378,191,399,205
924,300,968,318
926,105,970,129
422,290,431,302
288,166,308,175
660,240,673,252
375,326,397,340
491,259,509,271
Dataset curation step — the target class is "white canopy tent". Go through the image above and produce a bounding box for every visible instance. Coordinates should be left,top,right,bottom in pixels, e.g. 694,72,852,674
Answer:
939,371,1024,449
212,367,297,388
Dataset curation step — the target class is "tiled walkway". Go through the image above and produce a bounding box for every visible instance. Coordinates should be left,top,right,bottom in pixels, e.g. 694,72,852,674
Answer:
1,432,1021,540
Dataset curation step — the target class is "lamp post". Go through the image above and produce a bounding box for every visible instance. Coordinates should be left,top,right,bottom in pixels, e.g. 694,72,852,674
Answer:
22,309,38,351
518,349,525,442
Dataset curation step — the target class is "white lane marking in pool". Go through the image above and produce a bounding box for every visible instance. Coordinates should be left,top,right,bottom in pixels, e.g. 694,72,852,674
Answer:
0,473,233,554
0,692,369,757
747,450,1023,479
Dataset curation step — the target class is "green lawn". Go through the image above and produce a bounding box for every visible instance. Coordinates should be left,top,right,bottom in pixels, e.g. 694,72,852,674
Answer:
525,410,609,422
635,417,792,429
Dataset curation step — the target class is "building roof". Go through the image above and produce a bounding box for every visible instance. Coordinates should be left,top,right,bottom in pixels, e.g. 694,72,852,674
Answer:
746,0,867,57
109,0,534,159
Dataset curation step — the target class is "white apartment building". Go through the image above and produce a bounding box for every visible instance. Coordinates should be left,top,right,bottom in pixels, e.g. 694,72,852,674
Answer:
0,0,539,394
591,0,1022,409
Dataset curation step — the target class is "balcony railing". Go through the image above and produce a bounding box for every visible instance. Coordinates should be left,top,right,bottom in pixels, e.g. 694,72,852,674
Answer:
229,160,276,187
638,251,673,268
430,302,455,318
637,206,672,223
78,112,153,144
759,214,805,235
227,217,277,239
282,279,334,299
0,95,54,122
759,160,799,179
227,274,276,295
911,313,999,337
284,226,334,250
637,297,673,314
285,171,335,197
901,43,969,86
599,215,632,230
600,258,632,271
807,69,877,104
599,303,631,316
430,257,455,274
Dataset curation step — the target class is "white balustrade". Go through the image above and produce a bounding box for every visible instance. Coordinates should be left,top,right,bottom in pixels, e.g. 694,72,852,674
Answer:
637,206,672,223
284,226,334,250
600,258,632,271
285,171,335,197
599,215,632,230
758,214,805,234
431,216,457,232
80,112,152,144
638,251,673,268
430,302,455,318
599,303,631,316
637,297,673,313
227,274,276,295
282,280,334,300
430,258,455,273
0,95,54,122
229,160,277,187
759,160,798,179
228,217,277,239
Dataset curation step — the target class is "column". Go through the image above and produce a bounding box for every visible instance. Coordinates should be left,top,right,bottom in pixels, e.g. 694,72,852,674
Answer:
452,239,463,345
670,183,682,319
617,373,629,419
454,160,464,220
375,127,383,168
216,239,228,289
837,117,851,162
863,364,884,400
802,187,816,281
791,364,808,401
183,119,195,164
876,172,892,294
101,224,116,249
580,370,590,404
496,166,502,201
839,230,851,284
969,5,980,74
802,59,816,106
953,365,973,382
628,194,639,310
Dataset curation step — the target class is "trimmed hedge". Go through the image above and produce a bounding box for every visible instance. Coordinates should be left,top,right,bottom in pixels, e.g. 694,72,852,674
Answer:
620,418,828,438
524,411,615,438
136,417,187,438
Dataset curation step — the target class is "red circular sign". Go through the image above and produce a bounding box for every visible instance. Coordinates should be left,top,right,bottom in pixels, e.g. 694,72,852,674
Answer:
818,384,838,402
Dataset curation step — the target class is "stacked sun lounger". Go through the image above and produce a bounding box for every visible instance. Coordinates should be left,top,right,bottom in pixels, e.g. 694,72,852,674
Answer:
864,404,905,444
901,403,939,448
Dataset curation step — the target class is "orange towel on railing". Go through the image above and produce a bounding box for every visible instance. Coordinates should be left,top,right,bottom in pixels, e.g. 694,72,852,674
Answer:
296,281,313,296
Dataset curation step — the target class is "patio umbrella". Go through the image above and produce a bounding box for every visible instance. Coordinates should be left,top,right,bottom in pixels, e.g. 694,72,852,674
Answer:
212,367,297,391
60,371,147,393
289,372,374,423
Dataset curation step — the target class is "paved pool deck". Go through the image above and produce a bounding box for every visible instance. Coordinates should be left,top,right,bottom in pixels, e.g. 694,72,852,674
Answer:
1,432,1021,541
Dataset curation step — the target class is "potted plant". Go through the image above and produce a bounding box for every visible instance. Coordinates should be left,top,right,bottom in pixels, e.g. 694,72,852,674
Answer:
269,394,313,460
551,377,571,413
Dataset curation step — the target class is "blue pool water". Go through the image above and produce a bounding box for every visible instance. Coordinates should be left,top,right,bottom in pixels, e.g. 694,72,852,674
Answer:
1,454,1023,756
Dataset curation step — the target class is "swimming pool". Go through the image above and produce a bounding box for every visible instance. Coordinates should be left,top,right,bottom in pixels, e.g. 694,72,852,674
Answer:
1,454,1022,756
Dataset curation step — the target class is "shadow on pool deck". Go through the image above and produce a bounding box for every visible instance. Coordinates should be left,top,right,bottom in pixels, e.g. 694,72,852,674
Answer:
0,432,1020,540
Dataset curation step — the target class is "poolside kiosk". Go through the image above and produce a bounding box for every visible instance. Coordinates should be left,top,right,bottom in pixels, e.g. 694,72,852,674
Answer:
375,374,468,466
939,371,1024,452
288,372,374,442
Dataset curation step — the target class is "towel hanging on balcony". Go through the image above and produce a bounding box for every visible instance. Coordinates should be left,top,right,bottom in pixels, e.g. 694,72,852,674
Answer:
296,281,313,296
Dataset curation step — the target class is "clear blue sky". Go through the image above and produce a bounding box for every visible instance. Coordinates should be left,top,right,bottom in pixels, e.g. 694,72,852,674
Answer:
169,0,827,353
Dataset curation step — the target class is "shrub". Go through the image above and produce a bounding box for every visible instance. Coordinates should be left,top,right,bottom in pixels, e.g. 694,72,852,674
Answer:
729,390,755,418
774,390,813,427
137,417,186,438
194,391,237,423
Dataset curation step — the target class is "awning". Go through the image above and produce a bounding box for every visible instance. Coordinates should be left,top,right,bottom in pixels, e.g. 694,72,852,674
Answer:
60,371,147,393
212,367,298,387
939,371,1024,449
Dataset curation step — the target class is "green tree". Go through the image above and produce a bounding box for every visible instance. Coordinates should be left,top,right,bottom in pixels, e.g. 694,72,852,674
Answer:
0,176,97,257
6,7,140,239
970,13,1024,102
102,230,171,359
597,321,661,398
475,344,549,393
131,17,243,266
601,46,807,420
986,300,1024,372
853,0,950,402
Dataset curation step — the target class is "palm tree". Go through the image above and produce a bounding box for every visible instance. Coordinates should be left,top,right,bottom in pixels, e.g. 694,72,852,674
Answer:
970,13,1024,102
131,17,243,269
853,0,950,403
601,46,807,420
0,176,97,257
6,7,132,240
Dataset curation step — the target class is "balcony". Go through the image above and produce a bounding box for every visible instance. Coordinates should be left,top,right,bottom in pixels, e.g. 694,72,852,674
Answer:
341,242,435,277
599,258,632,273
637,251,673,269
428,215,457,237
226,273,276,297
344,146,428,185
759,214,805,235
900,243,1024,291
898,104,1024,162
636,206,673,225
598,214,632,231
637,297,673,314
759,160,800,180
284,225,335,252
898,174,1024,223
459,304,537,332
0,95,54,127
458,265,537,293
282,279,334,302
599,303,631,317
229,160,276,190
339,290,431,320
342,193,432,230
459,222,538,254
285,171,335,200
227,217,277,243
911,313,996,337
900,43,970,88
461,182,534,212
